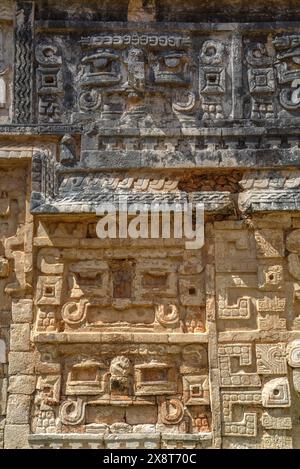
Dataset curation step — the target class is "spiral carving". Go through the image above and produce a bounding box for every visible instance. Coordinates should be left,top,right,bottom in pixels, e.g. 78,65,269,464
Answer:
155,304,180,327
287,340,300,367
61,299,88,325
79,90,102,111
59,398,86,426
161,398,184,425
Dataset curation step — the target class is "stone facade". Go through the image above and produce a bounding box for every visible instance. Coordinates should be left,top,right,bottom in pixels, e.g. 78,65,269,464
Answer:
1,0,300,449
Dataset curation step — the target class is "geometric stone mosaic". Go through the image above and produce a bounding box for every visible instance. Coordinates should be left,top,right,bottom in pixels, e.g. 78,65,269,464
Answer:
1,0,300,449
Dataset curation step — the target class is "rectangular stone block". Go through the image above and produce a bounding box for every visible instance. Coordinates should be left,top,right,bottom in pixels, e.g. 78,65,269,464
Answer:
28,433,104,449
0,338,6,363
6,394,31,424
126,406,157,425
104,433,160,449
8,375,36,395
161,433,212,449
8,352,35,375
4,424,30,449
10,324,30,351
0,378,7,415
12,299,33,323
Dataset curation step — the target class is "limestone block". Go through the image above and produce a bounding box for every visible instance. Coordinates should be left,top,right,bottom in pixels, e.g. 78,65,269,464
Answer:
11,300,33,323
126,406,157,425
0,377,7,415
0,339,6,363
28,433,104,449
8,375,36,395
4,425,30,449
8,352,35,375
104,433,160,449
86,406,125,425
10,324,30,351
286,230,300,253
132,424,156,433
6,394,31,424
262,378,291,408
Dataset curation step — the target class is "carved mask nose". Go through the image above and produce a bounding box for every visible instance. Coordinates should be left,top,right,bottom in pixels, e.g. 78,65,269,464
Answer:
127,48,145,91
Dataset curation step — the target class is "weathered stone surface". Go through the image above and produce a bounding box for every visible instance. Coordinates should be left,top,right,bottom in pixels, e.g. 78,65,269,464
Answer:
2,0,300,451
10,324,30,351
126,406,157,425
0,1,13,124
6,394,31,424
0,378,7,415
4,424,30,449
8,375,36,395
0,339,6,363
8,352,35,375
11,300,33,323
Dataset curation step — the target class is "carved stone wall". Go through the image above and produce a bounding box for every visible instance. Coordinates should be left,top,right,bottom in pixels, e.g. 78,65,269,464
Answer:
2,0,300,449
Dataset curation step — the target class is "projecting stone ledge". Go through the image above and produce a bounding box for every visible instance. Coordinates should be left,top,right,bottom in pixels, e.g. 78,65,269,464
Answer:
28,432,213,449
33,332,209,344
239,190,300,213
30,191,235,215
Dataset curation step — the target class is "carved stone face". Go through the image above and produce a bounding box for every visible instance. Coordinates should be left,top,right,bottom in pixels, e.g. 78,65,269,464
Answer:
81,49,121,86
7,0,300,451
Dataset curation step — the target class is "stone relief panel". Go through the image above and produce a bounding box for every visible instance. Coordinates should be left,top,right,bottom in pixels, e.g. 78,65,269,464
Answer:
26,214,213,447
215,222,293,333
3,0,300,451
30,144,239,214
13,1,34,124
35,43,64,124
33,219,206,336
245,34,300,119
239,170,300,214
28,26,300,126
215,215,300,449
23,214,300,448
0,164,30,305
32,29,233,127
0,149,33,449
31,343,211,437
0,1,13,123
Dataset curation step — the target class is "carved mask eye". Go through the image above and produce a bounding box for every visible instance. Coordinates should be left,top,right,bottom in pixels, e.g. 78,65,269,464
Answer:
164,55,181,68
43,47,55,58
205,45,217,57
207,73,218,84
95,57,109,68
253,48,263,58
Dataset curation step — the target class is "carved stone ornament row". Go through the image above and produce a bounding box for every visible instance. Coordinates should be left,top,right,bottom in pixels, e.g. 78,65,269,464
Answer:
29,146,300,214
4,4,300,131
3,0,300,451
0,93,299,451
0,1,298,128
28,32,300,125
